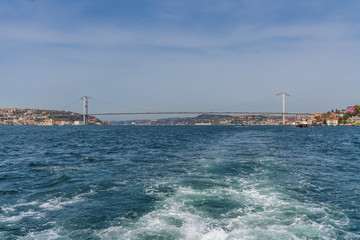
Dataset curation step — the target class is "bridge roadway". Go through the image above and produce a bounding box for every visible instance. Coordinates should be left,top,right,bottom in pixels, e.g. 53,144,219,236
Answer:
87,111,314,116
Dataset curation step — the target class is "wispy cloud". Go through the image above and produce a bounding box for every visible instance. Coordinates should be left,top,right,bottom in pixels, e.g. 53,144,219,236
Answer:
0,21,356,50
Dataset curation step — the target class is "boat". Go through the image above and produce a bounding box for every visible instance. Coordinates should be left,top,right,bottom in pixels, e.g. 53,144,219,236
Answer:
296,120,309,128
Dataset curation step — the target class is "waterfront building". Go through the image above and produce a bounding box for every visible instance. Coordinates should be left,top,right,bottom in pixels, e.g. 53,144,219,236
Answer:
347,116,360,124
326,118,339,126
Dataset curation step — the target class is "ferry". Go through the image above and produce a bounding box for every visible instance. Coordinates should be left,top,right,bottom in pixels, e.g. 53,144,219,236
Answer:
296,120,309,128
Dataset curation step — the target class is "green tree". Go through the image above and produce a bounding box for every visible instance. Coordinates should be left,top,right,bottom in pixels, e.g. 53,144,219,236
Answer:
354,105,360,115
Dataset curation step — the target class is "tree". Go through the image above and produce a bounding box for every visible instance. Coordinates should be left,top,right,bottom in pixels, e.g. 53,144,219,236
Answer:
354,105,360,115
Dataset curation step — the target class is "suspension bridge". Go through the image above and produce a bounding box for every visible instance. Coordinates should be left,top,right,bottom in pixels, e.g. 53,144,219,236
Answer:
69,92,320,125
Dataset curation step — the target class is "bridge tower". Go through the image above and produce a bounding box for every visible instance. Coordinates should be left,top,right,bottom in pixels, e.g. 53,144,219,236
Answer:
82,96,89,125
277,92,290,125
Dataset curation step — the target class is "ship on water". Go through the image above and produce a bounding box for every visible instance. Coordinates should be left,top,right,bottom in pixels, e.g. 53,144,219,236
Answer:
296,120,309,128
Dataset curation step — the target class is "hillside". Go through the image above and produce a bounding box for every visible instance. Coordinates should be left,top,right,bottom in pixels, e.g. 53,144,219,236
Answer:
0,108,103,125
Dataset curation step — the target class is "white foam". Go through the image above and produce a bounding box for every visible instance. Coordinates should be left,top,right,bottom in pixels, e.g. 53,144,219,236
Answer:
98,176,351,239
201,228,228,240
39,190,94,210
98,185,228,239
181,215,229,240
0,210,43,223
1,206,15,213
1,201,39,213
39,196,83,210
19,228,61,240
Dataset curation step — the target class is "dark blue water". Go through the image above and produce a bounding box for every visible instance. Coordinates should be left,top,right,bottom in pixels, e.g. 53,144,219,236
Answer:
0,126,359,239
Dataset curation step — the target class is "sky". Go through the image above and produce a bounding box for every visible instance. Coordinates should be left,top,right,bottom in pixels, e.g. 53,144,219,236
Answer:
1,0,360,120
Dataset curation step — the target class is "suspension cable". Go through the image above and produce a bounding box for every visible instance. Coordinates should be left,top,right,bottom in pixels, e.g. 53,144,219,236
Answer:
61,98,82,111
287,94,326,112
213,94,279,112
90,97,152,113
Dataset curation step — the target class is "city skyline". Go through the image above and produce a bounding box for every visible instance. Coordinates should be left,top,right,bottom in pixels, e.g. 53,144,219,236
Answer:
1,0,360,119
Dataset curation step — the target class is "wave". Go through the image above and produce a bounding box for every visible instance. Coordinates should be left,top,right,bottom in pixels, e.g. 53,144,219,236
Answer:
0,190,95,227
97,176,355,240
39,189,95,211
0,209,43,223
19,228,62,240
1,201,39,214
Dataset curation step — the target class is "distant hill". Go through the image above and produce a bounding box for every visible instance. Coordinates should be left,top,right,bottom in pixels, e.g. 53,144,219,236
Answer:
0,108,103,125
112,114,284,126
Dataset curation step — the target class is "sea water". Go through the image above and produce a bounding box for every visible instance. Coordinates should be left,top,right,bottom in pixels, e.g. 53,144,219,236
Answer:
0,126,359,239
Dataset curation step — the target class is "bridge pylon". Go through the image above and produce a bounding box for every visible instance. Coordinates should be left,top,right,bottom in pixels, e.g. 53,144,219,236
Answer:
277,92,290,125
82,96,89,125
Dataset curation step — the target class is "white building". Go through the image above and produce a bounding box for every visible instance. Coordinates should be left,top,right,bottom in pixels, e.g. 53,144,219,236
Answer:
73,121,84,125
326,118,339,126
347,116,360,124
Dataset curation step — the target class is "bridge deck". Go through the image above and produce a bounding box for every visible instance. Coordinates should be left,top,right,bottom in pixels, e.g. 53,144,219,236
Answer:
88,111,313,116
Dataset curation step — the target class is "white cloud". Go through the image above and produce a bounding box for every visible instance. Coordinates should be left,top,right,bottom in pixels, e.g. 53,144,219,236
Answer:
0,20,357,52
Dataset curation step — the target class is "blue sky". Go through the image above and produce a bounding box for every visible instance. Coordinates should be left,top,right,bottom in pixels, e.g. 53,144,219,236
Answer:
1,0,360,119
